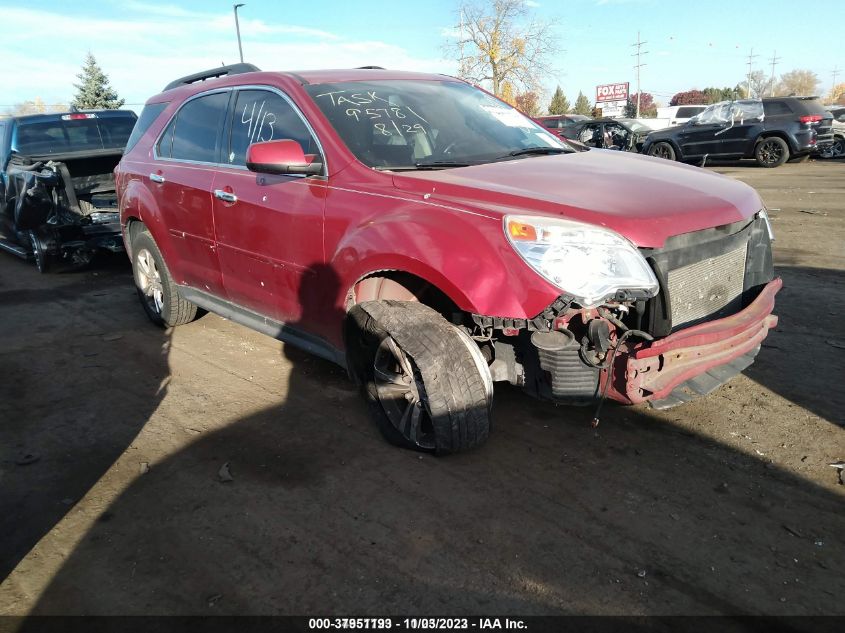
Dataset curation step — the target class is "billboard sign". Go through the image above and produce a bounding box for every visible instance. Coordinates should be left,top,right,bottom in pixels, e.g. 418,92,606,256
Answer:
596,82,630,103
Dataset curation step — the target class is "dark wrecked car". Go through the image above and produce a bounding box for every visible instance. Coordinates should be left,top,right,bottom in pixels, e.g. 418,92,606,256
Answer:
0,109,137,271
116,65,781,455
562,117,651,152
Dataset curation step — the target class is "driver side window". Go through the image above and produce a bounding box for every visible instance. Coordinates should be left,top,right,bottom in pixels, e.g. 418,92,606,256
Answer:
227,90,319,167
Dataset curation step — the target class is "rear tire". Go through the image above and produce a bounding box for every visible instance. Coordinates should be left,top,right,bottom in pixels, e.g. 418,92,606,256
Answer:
648,142,676,161
347,301,492,454
27,230,50,274
755,137,789,168
130,224,198,327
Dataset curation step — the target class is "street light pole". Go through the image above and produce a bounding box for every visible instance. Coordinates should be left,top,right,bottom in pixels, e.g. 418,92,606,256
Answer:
233,3,245,63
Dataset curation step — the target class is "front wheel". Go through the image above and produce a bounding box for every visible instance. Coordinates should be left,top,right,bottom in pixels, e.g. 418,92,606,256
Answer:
755,137,789,168
27,231,50,274
347,301,493,454
130,224,198,327
648,142,676,161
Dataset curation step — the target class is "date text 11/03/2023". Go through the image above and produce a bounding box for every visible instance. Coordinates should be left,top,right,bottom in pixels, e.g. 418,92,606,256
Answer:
308,618,528,630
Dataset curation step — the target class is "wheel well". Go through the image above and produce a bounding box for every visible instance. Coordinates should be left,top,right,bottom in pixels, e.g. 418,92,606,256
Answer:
124,216,144,257
350,271,461,318
755,132,793,152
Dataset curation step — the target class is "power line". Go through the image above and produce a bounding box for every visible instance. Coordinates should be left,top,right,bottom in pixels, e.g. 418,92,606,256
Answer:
768,50,781,97
631,31,648,117
745,47,758,98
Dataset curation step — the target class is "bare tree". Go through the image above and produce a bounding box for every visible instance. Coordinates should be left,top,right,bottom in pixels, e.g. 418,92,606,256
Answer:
740,70,773,99
775,69,821,97
444,0,559,98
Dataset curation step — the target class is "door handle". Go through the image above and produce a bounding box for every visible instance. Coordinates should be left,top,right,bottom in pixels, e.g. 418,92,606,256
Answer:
150,173,165,183
213,189,237,203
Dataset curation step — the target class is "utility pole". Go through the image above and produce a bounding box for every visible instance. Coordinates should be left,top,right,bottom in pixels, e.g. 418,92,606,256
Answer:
631,31,648,117
233,3,245,63
745,47,758,98
768,51,781,97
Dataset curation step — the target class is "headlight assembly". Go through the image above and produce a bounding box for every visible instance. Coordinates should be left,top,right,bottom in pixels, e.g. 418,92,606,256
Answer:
505,215,659,307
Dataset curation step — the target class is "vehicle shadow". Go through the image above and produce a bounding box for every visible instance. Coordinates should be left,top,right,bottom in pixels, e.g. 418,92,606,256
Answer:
0,253,170,583
743,264,845,427
14,265,844,617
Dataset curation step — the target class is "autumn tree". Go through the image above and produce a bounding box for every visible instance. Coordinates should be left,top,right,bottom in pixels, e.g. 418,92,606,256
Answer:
8,97,67,116
826,82,845,104
572,91,591,116
547,86,570,115
445,0,559,98
71,52,125,110
775,69,820,97
738,70,775,99
515,91,542,117
669,89,707,106
624,92,656,118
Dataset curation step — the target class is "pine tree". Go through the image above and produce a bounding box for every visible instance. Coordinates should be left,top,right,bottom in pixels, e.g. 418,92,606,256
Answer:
573,91,592,116
547,86,570,115
71,53,125,110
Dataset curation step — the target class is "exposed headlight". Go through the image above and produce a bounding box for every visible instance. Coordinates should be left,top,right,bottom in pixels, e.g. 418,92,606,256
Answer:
757,208,775,241
504,215,659,307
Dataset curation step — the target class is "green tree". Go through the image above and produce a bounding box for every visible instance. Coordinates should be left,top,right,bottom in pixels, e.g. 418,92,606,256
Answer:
547,86,570,115
702,86,737,104
573,91,591,116
71,53,124,110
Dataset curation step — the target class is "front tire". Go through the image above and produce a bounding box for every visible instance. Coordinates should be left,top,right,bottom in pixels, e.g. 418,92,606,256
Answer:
347,301,492,454
755,137,789,168
648,142,676,161
130,224,198,327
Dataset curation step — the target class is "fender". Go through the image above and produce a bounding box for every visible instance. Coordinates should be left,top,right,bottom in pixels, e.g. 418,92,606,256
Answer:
119,175,181,270
328,202,562,319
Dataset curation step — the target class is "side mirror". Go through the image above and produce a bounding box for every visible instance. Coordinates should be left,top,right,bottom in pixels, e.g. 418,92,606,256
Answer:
246,139,323,176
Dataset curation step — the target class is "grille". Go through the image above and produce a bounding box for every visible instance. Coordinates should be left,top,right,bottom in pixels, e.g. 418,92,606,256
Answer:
667,242,748,329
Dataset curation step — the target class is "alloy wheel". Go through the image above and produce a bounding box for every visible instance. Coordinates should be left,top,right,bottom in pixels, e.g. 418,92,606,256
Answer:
136,248,164,314
758,140,784,165
373,337,435,450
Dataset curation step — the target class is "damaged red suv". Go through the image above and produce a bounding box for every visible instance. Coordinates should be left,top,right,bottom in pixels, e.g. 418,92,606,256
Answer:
116,64,781,454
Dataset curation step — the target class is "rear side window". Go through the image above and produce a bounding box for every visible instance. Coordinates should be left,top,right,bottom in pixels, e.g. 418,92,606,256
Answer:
764,101,793,116
675,106,705,118
542,119,560,129
169,92,229,163
126,103,168,152
227,89,318,166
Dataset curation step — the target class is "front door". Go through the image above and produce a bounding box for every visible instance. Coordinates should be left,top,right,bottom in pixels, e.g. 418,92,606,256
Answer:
212,88,326,325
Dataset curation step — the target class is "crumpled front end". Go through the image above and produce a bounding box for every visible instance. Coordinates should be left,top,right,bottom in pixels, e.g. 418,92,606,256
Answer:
473,213,780,410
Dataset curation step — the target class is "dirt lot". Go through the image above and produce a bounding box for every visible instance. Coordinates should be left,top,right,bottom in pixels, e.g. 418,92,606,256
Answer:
0,158,843,616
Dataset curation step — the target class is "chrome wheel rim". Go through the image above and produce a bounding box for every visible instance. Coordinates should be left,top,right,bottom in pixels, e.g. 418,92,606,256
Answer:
136,248,164,314
373,337,434,449
832,139,845,158
759,140,784,164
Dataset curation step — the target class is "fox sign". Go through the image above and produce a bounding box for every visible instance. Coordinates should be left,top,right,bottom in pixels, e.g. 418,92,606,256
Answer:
596,82,630,103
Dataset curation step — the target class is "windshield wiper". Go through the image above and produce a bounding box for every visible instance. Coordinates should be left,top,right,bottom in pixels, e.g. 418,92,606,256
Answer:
504,147,570,158
413,160,473,170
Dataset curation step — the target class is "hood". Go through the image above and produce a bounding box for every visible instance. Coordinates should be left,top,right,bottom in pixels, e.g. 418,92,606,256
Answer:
391,150,762,248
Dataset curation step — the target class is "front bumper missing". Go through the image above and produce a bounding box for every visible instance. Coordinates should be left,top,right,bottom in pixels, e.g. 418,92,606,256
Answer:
609,277,782,406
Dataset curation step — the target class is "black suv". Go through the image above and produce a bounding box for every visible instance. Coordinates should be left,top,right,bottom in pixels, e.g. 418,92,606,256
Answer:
642,97,834,167
0,109,137,271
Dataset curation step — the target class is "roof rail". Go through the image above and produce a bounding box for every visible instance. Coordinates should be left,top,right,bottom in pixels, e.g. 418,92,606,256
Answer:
357,66,385,70
163,63,261,92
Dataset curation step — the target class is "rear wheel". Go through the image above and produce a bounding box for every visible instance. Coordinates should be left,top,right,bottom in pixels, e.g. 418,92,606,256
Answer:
755,137,789,167
130,224,198,327
822,137,845,159
27,230,50,274
648,142,676,161
347,301,492,454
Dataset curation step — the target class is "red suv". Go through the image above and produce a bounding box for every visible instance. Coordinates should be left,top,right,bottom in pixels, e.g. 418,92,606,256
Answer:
116,64,781,454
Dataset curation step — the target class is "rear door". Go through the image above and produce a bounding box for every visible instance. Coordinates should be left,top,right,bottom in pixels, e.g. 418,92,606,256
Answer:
211,87,326,323
152,90,229,296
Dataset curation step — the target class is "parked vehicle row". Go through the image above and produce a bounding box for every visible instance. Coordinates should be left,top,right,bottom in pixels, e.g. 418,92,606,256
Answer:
108,64,779,454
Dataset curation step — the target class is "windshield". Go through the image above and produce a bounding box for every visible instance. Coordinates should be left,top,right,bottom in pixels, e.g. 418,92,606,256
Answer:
14,113,137,156
305,80,570,169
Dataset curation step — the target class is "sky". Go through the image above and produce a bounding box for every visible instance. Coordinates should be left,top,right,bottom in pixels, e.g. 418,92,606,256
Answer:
0,0,842,113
